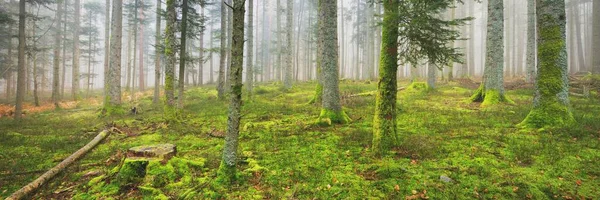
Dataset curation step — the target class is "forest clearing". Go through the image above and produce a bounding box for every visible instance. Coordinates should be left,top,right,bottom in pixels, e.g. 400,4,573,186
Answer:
2,0,600,199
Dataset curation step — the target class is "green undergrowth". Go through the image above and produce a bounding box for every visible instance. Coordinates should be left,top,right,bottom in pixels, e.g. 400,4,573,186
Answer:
1,81,599,199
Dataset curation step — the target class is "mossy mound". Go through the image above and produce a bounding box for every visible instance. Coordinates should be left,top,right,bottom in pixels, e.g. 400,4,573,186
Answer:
79,157,206,199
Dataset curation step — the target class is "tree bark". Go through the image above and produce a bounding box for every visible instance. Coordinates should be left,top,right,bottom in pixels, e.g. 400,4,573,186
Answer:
177,0,189,109
14,0,26,120
52,0,63,108
519,0,574,128
526,0,536,82
246,0,254,97
372,0,399,156
317,0,349,125
470,0,508,107
217,1,227,100
105,0,123,110
217,0,245,185
593,0,600,73
72,0,81,100
104,0,110,105
164,0,176,114
283,0,293,89
153,0,161,104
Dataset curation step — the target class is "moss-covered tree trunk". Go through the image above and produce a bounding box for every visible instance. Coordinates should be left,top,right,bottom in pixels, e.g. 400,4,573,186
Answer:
427,63,436,90
519,0,574,128
246,0,254,97
317,0,349,125
526,0,536,83
372,0,399,156
104,0,110,105
217,0,245,185
217,1,227,100
164,0,176,116
104,0,123,113
153,0,161,104
470,0,508,107
177,0,189,109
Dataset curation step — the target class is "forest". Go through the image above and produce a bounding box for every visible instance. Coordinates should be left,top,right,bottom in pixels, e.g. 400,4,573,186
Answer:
1,0,600,199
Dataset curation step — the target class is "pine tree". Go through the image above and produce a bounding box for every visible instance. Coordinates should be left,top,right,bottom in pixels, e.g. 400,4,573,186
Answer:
164,0,176,115
519,0,574,128
14,0,26,120
104,0,123,113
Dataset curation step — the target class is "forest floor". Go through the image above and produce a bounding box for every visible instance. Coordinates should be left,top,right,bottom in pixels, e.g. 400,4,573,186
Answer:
1,80,599,199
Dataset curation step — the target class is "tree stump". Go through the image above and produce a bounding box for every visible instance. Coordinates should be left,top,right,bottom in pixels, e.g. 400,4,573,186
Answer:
116,144,177,185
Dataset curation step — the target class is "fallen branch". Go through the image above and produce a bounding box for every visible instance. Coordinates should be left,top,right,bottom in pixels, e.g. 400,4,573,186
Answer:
6,129,111,200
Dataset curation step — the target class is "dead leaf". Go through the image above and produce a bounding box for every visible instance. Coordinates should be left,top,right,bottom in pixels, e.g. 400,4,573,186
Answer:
394,185,400,191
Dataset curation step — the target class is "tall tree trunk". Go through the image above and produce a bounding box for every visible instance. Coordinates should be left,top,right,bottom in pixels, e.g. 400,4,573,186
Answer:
209,28,214,84
153,0,161,104
365,1,374,80
177,0,188,109
470,0,508,107
592,0,600,73
105,0,123,111
573,3,586,72
226,0,233,88
14,0,26,120
526,0,536,82
197,5,204,86
317,0,349,125
217,1,227,100
519,0,574,128
72,0,81,100
217,0,245,185
139,7,145,91
246,0,254,97
60,0,68,99
52,0,63,108
372,0,399,156
427,63,436,90
275,0,282,82
87,15,93,97
284,0,293,89
164,0,176,114
32,15,39,107
104,0,110,105
132,0,139,96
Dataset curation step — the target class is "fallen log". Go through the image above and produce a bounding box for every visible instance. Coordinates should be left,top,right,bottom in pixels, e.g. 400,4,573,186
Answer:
346,87,406,98
6,129,111,200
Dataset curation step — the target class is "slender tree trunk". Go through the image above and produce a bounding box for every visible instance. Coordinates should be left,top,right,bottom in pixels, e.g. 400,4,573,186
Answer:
373,0,399,156
197,5,204,86
217,0,245,185
104,0,110,105
153,0,161,104
177,0,188,109
526,0,536,82
339,0,344,79
470,0,508,107
246,0,254,97
138,7,145,91
126,26,132,92
52,0,63,108
519,0,574,128
573,3,586,72
592,0,600,73
217,1,227,100
283,0,293,89
60,0,67,99
164,0,176,113
32,16,39,107
276,0,282,82
226,0,233,89
72,0,81,100
14,0,26,120
427,63,436,90
209,28,214,84
87,15,92,97
318,0,349,125
132,0,139,96
105,0,123,111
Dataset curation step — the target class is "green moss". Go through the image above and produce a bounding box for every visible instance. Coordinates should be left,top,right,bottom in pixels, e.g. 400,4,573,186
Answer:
216,160,238,186
139,186,169,200
407,82,433,91
317,108,350,126
518,100,575,129
145,160,177,188
307,82,323,104
115,158,149,185
470,84,513,107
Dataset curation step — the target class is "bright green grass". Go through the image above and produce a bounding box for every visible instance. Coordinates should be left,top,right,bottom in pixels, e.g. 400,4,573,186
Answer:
1,81,599,199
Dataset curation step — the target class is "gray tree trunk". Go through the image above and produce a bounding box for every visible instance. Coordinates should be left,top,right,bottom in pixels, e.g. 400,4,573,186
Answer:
526,0,536,83
164,0,176,113
153,0,161,104
427,63,436,90
284,0,293,89
317,0,348,125
218,0,245,185
177,0,189,109
246,0,254,96
198,5,204,86
104,0,110,104
14,0,26,120
276,0,282,82
72,0,81,100
593,0,600,73
217,1,227,100
106,0,123,108
470,0,507,107
52,0,63,108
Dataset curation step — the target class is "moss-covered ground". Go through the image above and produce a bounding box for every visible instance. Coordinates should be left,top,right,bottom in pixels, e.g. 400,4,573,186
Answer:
1,80,599,199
